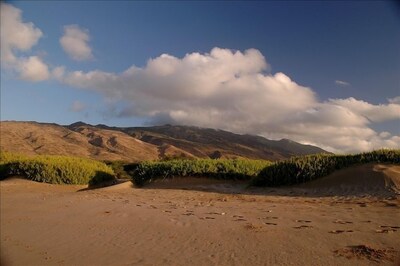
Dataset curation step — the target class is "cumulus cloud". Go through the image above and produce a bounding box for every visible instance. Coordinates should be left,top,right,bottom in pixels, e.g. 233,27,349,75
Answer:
388,96,400,104
56,47,400,153
60,25,93,61
0,3,42,64
335,80,350,86
329,97,400,122
0,3,49,81
70,100,86,112
17,56,49,81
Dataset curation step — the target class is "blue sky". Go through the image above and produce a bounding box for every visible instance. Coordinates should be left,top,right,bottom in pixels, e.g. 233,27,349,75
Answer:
1,1,399,152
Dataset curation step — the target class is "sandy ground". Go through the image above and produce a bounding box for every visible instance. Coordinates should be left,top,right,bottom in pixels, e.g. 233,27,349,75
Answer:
1,164,400,266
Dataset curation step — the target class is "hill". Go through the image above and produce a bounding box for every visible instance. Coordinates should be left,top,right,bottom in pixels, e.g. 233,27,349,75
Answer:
0,121,329,162
0,121,159,162
97,124,328,160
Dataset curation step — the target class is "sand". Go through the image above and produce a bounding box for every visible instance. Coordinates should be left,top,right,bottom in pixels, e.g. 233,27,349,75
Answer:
1,164,400,266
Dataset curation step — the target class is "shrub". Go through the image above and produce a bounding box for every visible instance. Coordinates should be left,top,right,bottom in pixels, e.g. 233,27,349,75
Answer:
105,160,131,179
0,151,115,185
125,158,272,186
251,149,400,187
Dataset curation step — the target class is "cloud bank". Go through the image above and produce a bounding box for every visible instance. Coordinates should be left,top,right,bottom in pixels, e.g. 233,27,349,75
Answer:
55,48,400,153
0,3,49,81
60,25,93,61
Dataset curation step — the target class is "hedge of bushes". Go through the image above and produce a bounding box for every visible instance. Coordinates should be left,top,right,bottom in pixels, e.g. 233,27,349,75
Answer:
125,158,272,186
0,151,115,185
250,149,400,187
2,149,398,188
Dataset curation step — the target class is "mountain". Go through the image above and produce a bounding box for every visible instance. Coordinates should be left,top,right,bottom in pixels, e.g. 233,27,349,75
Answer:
0,121,329,162
0,121,159,162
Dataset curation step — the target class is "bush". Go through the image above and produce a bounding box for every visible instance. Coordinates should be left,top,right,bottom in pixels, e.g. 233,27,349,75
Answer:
126,158,272,186
0,151,115,185
105,160,131,179
251,149,400,187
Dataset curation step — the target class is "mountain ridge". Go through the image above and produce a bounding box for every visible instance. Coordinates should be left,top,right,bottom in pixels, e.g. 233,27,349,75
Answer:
1,121,330,162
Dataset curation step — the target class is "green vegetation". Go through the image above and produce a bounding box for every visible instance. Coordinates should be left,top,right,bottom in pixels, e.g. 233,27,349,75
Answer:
125,158,272,186
105,160,131,180
1,149,399,188
251,149,400,187
0,151,115,185
125,149,399,187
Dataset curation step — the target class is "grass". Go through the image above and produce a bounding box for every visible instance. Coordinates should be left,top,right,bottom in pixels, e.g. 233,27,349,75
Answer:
0,151,115,185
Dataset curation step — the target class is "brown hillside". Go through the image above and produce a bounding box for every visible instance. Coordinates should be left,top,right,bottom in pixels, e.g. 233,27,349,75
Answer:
120,125,329,160
0,121,160,161
1,121,329,161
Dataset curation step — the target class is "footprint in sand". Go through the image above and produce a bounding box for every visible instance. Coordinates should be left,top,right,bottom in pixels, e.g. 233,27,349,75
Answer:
375,229,397,233
333,220,353,224
259,216,278,220
375,226,399,233
329,230,353,234
264,222,277,226
206,212,225,215
380,225,400,229
200,217,215,220
293,225,313,229
232,215,247,221
295,219,312,223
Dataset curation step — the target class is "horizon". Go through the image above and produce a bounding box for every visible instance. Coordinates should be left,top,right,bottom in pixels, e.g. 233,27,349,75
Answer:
1,1,399,153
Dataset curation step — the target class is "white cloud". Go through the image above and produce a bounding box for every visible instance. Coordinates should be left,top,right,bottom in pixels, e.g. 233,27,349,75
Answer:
388,96,400,104
18,56,49,81
51,66,66,80
70,100,86,112
0,3,42,64
0,3,49,82
60,25,93,61
330,97,400,122
335,80,350,86
58,47,400,153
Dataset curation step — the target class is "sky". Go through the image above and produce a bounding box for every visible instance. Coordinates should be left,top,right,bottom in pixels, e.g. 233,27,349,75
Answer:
1,1,399,153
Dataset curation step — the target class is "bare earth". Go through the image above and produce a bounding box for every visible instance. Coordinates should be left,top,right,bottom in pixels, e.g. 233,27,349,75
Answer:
1,164,400,266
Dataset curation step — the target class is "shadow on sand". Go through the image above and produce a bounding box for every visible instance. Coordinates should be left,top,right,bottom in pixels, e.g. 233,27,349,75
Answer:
77,164,400,199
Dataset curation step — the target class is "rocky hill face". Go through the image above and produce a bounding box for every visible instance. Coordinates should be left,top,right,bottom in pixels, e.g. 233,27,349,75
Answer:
1,121,329,162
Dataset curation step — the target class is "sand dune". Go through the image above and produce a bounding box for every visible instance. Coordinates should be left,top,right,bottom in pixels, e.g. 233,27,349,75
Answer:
295,164,400,197
142,164,400,198
1,165,399,265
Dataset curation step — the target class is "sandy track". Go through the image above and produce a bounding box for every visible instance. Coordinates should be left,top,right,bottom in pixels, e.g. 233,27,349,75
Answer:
1,165,400,265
